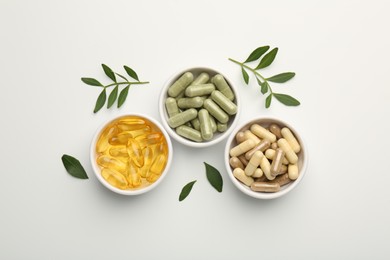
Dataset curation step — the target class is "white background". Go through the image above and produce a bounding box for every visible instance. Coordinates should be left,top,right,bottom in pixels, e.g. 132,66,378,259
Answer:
1,0,389,259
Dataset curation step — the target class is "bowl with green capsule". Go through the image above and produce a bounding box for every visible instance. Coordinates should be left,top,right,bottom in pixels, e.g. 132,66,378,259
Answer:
159,66,241,148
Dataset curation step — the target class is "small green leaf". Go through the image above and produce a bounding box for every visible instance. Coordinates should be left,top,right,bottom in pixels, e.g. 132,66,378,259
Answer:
124,66,139,81
94,89,106,113
242,67,249,84
267,72,295,83
115,73,128,81
256,77,263,86
117,85,130,108
179,180,197,201
204,162,223,192
244,46,270,63
81,77,103,87
273,93,300,106
61,154,88,179
102,64,116,82
265,94,272,108
256,47,279,70
261,81,269,94
107,85,118,108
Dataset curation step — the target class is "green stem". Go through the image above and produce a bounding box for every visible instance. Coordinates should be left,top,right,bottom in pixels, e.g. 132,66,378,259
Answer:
104,81,149,88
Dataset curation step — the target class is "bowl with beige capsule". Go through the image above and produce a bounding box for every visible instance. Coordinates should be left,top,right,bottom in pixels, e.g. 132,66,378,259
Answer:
159,67,240,148
225,117,307,199
90,114,173,195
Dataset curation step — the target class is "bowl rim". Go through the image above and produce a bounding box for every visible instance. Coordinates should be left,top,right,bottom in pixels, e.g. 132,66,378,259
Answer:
90,113,173,195
224,116,308,199
159,66,241,148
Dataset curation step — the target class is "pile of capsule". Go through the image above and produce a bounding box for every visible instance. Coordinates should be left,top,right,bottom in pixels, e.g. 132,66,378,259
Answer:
229,123,301,193
165,71,237,142
95,116,168,190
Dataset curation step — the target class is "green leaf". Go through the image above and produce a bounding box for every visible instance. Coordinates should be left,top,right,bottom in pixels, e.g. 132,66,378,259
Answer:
81,77,103,87
61,154,88,179
117,85,130,108
265,94,272,108
102,64,116,82
273,93,300,106
242,67,249,84
256,77,263,86
244,46,270,63
179,180,197,201
261,81,269,94
94,88,106,113
204,162,223,192
115,73,128,81
256,47,278,70
124,66,139,81
107,85,118,108
267,72,295,83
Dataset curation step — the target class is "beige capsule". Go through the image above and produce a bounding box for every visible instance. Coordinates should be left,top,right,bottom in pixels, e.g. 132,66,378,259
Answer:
269,124,282,139
271,142,278,150
250,182,280,192
252,168,263,178
277,138,298,164
235,132,246,144
238,155,249,166
250,124,276,143
244,151,263,176
279,164,288,174
270,148,285,177
233,168,254,186
243,130,261,144
288,164,299,180
229,157,244,170
281,127,301,153
229,139,256,157
265,149,289,165
270,173,292,186
260,155,274,180
245,139,270,160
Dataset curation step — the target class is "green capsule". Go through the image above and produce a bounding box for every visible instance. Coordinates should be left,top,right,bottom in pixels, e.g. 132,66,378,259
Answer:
192,72,210,85
191,118,200,131
198,109,213,141
211,74,235,101
210,90,237,115
177,97,204,109
165,97,179,117
209,115,217,133
185,83,215,97
203,99,229,124
176,125,203,142
168,72,194,97
168,108,198,128
217,122,228,132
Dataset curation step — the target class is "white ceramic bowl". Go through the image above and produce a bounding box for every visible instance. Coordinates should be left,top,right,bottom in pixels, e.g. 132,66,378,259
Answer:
159,66,240,148
90,113,173,195
225,117,308,199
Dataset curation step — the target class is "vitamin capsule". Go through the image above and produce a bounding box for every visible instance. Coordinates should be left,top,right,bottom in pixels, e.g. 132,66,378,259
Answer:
233,168,254,186
209,116,217,133
288,164,299,180
217,122,228,132
140,147,153,178
168,108,198,128
168,72,194,97
210,90,237,115
235,132,246,143
165,97,179,117
101,168,128,190
127,163,142,188
244,151,263,176
109,146,127,157
250,182,280,192
117,118,146,131
147,173,160,183
177,97,204,109
229,157,244,170
260,155,274,180
271,142,278,150
192,72,210,85
243,130,261,144
211,74,235,101
108,131,133,145
270,173,292,186
191,118,200,130
281,127,301,153
238,155,249,166
270,148,285,177
176,125,203,142
265,149,289,165
203,99,229,124
126,139,144,167
229,139,256,157
269,124,282,139
198,109,213,141
97,155,127,173
245,139,270,160
250,124,276,143
135,132,163,148
96,125,118,153
279,164,288,174
153,141,168,156
126,126,151,138
277,138,298,164
149,154,167,176
252,168,263,178
185,83,215,97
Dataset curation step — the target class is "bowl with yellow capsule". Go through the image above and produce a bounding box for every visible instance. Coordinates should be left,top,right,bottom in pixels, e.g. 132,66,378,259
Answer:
90,114,173,195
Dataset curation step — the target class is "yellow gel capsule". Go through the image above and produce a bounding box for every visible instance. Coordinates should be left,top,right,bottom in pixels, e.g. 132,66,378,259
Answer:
97,155,127,173
108,131,133,145
149,154,167,176
127,125,151,138
140,147,154,178
135,132,163,148
96,126,118,153
101,168,128,190
128,172,142,188
146,173,160,183
109,145,127,157
117,118,147,131
126,138,144,167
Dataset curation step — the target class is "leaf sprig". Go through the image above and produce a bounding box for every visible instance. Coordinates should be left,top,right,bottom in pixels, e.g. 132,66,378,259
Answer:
81,64,149,113
229,46,300,108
